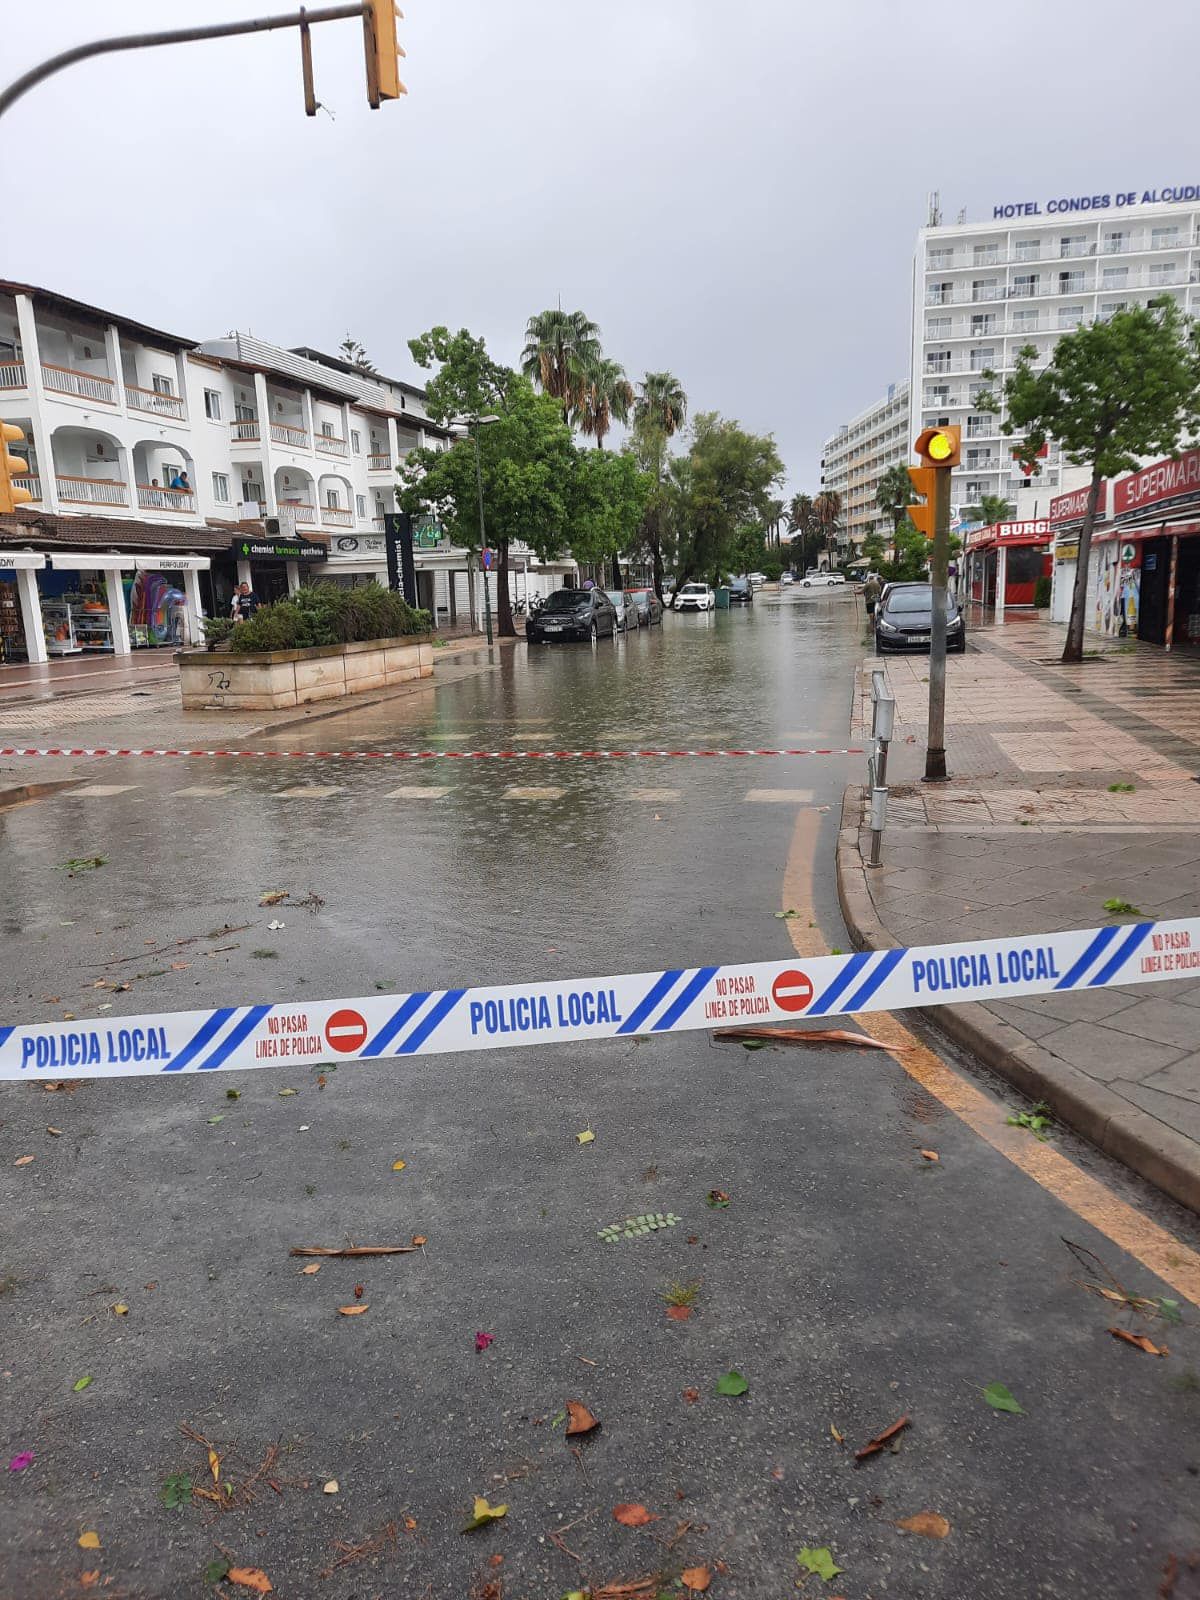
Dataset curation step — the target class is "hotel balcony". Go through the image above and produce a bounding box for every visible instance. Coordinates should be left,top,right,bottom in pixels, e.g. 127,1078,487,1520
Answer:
56,473,128,507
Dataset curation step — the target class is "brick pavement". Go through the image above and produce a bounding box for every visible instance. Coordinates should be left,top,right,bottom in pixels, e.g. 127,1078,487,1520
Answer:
841,614,1200,1212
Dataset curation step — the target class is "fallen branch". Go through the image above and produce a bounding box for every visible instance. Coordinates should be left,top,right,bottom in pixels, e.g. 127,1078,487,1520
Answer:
86,924,252,967
713,1026,907,1051
854,1413,911,1462
290,1244,424,1258
318,1520,399,1579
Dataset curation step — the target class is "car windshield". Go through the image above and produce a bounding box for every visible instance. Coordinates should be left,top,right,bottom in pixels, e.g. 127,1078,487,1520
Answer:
628,589,648,599
888,589,933,613
600,591,622,605
544,590,590,612
681,584,706,595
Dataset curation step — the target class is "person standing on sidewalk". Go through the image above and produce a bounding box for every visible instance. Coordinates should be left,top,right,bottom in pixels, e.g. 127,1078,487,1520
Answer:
863,572,881,617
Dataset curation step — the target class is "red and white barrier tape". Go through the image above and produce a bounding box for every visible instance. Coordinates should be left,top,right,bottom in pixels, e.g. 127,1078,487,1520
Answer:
0,746,864,762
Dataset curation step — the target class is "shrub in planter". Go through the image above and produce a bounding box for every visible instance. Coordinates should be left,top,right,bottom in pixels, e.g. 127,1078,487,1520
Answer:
202,583,430,652
1033,575,1052,609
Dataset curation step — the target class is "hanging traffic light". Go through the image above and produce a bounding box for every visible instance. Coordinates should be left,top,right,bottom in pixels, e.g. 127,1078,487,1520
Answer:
906,426,960,539
0,422,32,515
364,0,406,107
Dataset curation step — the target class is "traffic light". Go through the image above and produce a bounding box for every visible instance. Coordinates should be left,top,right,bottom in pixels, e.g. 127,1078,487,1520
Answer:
0,422,32,515
906,426,960,539
364,0,406,107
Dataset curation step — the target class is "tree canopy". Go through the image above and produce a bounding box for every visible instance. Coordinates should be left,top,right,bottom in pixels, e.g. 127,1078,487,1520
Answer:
670,413,784,584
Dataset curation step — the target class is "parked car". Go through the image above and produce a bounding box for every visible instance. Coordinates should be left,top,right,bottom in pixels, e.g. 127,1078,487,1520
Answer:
874,582,966,654
627,587,663,626
601,588,639,632
728,577,754,604
674,582,716,612
800,571,846,588
780,571,795,586
526,587,618,643
748,571,767,589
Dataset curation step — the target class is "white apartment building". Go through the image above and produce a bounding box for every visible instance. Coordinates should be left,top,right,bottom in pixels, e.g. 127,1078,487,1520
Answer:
910,195,1200,511
821,380,909,553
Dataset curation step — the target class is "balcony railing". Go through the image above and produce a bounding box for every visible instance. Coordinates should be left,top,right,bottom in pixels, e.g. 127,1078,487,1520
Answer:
12,474,41,500
315,433,348,458
321,505,353,527
137,483,196,514
0,360,27,389
56,473,127,505
42,363,117,404
367,452,392,471
271,421,309,449
280,500,316,524
126,384,185,420
372,516,385,531
230,419,261,443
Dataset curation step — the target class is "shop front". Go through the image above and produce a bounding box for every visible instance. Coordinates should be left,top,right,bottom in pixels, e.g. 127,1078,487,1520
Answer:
0,552,47,664
963,519,1052,624
1098,445,1200,649
221,534,329,613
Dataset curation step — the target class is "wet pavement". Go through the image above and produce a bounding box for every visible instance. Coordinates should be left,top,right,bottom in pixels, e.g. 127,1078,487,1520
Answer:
2,589,1199,1599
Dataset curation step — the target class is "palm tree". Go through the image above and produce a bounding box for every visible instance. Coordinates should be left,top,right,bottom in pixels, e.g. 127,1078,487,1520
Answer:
787,492,816,572
635,371,687,437
875,464,915,534
577,357,635,449
812,490,843,562
961,493,1015,526
521,309,602,424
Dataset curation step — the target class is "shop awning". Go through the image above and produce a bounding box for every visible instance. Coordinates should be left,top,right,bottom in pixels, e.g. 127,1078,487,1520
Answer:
0,551,45,569
1093,521,1200,544
49,552,212,570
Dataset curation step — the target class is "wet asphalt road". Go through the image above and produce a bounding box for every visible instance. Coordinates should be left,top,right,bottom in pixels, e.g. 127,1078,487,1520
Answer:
1,589,1198,1600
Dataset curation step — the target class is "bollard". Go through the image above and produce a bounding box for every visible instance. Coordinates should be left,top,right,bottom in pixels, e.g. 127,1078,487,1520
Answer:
867,670,895,869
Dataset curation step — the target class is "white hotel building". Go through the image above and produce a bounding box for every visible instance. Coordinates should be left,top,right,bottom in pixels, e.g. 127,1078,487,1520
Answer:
821,380,909,555
909,196,1200,513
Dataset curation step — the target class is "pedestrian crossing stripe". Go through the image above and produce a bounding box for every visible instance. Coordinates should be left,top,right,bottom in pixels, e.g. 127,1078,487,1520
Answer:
1,918,1196,1082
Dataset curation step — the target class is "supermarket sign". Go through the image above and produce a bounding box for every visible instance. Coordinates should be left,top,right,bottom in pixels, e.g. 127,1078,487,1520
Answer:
1114,447,1200,520
1049,483,1108,526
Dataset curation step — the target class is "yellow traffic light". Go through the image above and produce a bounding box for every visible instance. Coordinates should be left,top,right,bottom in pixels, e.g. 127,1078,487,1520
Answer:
914,425,961,468
906,464,936,538
0,422,32,515
364,0,406,107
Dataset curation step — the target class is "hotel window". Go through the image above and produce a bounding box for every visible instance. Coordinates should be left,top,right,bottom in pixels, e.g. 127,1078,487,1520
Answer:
1150,261,1179,284
966,448,989,469
926,316,951,337
968,382,988,403
1012,309,1039,331
966,480,986,500
1151,226,1180,249
203,388,222,420
973,244,1000,265
152,373,175,396
355,494,367,518
212,472,230,504
1059,234,1089,258
969,346,995,371
928,248,953,269
971,279,1000,302
928,281,952,304
1102,231,1127,254
321,420,335,437
966,415,990,439
1102,266,1129,288
1058,305,1084,329
926,350,951,372
1058,270,1085,293
325,487,342,509
1012,273,1038,297
970,313,996,335
1014,238,1041,261
350,429,361,454
1100,301,1129,321
928,385,950,406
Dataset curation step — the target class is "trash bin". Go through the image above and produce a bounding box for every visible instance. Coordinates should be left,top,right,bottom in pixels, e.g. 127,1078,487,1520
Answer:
715,586,731,609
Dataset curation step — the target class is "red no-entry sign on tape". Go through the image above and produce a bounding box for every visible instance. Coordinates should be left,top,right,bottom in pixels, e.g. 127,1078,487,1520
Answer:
325,1009,369,1053
771,970,814,1013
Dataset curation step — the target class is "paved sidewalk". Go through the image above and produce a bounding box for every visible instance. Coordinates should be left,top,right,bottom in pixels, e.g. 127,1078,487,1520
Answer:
840,615,1200,1212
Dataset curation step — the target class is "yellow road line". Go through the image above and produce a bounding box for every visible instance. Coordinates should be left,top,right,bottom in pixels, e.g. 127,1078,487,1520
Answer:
783,811,1200,1308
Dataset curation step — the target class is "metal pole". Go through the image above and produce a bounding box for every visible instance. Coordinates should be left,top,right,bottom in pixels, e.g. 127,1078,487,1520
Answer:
473,427,493,647
924,466,951,782
0,5,364,122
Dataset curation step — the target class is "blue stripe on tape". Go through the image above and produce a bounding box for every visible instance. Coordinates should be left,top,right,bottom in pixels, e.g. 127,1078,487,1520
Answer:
361,993,429,1058
1087,922,1154,987
651,966,719,1031
161,1008,236,1072
196,1005,273,1071
808,952,872,1016
0,1026,13,1054
398,989,465,1054
843,947,906,1011
617,970,684,1034
1053,925,1120,990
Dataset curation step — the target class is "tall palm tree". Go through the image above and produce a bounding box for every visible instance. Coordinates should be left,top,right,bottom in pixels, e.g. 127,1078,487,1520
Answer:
577,357,635,449
635,371,687,437
875,464,915,533
787,492,814,536
961,493,1015,526
812,490,843,561
521,309,602,424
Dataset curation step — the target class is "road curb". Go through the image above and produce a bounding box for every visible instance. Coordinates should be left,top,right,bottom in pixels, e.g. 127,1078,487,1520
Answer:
835,785,1200,1215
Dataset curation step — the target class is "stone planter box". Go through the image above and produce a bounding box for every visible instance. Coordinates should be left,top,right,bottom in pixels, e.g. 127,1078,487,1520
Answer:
175,634,434,711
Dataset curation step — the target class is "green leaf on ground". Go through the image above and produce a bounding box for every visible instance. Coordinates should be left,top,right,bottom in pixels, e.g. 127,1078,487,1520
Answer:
202,1559,231,1585
1102,897,1142,915
740,1039,768,1050
775,909,800,919
206,1115,224,1125
1006,1101,1053,1140
1107,782,1136,793
715,1370,749,1397
1157,1298,1182,1325
225,1088,240,1100
796,1546,843,1581
57,857,107,873
159,1472,193,1510
72,1375,92,1392
461,1495,508,1532
982,1381,1024,1414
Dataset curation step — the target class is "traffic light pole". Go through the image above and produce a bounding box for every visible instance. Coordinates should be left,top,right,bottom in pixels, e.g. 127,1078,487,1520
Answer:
924,467,952,783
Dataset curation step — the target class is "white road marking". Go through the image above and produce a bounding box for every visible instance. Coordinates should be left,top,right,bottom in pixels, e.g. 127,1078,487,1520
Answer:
630,788,682,801
173,786,236,798
68,785,139,797
385,785,453,799
273,786,344,799
503,786,565,800
743,788,815,803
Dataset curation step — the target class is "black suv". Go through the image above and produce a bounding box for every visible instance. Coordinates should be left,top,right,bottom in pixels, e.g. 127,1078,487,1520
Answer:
526,587,618,643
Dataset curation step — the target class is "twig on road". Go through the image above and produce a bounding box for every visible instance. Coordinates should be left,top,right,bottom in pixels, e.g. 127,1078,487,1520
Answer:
85,924,252,966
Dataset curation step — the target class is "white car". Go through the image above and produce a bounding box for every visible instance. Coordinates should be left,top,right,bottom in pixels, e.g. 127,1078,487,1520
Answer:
748,571,767,589
674,582,716,612
800,571,846,587
780,572,795,585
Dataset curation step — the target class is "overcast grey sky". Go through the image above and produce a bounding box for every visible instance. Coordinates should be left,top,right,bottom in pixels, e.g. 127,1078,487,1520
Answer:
6,0,1197,493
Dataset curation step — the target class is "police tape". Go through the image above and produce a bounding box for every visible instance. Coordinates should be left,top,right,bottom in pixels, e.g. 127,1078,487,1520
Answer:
3,919,1197,1082
0,746,863,761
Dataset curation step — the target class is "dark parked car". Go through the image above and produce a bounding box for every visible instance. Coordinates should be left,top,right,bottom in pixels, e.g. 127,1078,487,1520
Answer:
526,587,617,644
626,587,663,626
728,577,753,604
874,582,966,654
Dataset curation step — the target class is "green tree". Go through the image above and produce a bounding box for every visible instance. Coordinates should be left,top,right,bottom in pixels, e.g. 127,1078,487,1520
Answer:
786,492,818,572
636,371,688,438
521,308,602,425
407,326,512,423
569,449,653,585
977,298,1200,662
577,357,635,451
338,334,375,375
811,490,843,563
630,372,688,601
960,493,1014,526
886,519,930,582
671,413,784,587
862,529,888,570
875,464,915,534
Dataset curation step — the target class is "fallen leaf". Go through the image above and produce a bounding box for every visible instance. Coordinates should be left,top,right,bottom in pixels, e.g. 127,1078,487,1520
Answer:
353,1283,364,1300
46,1126,63,1137
595,1582,659,1599
259,891,290,905
392,1159,407,1171
300,1263,322,1276
77,1531,101,1550
208,1448,220,1484
665,1305,693,1322
207,1115,225,1125
404,1517,418,1530
613,1503,658,1527
488,1553,503,1568
796,1546,843,1581
714,1025,905,1051
338,1304,369,1316
919,1149,939,1162
411,1235,427,1248
462,1495,508,1532
981,1381,1024,1414
1109,1327,1169,1357
80,1572,99,1588
830,1424,844,1444
15,1155,33,1167
112,1303,129,1316
73,1375,93,1392
277,1087,297,1098
682,1388,700,1404
895,1512,950,1539
170,962,191,971
565,1400,600,1436
705,1189,730,1209
227,1568,273,1594
203,1559,231,1584
854,1413,910,1461
475,1331,495,1352
323,1479,339,1495
715,1370,749,1397
681,1567,712,1593
291,1244,421,1257
576,1129,595,1145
